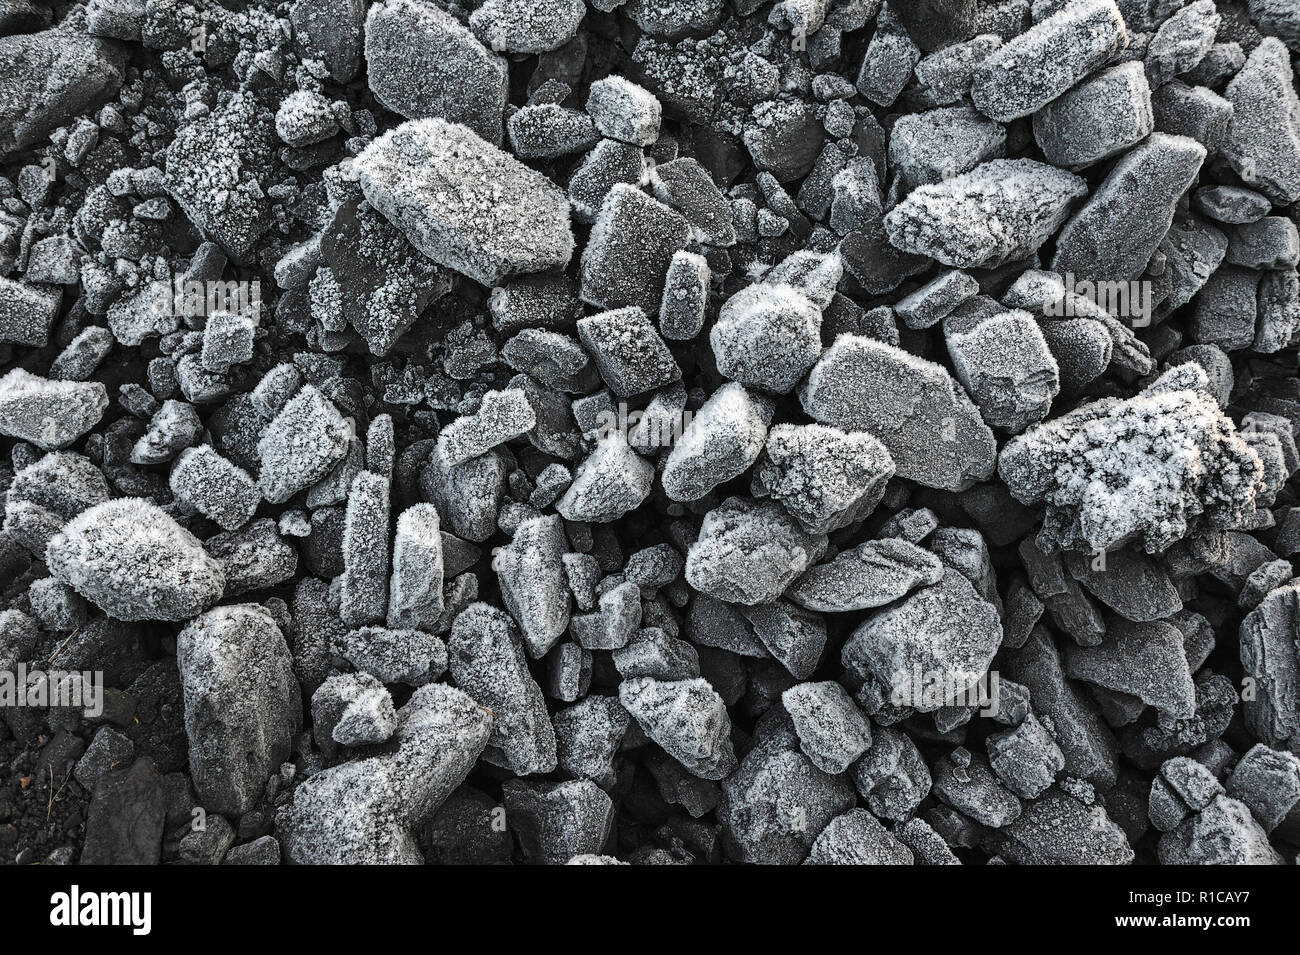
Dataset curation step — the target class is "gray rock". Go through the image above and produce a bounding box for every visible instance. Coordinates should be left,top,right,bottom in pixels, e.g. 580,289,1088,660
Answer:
502,778,614,864
177,605,301,816
804,809,914,864
47,498,225,622
685,497,826,605
1033,62,1154,168
842,570,1002,712
1158,794,1284,864
789,538,943,612
0,369,107,450
619,676,738,779
801,336,996,492
782,681,872,774
720,735,855,864
1000,789,1135,864
886,159,1087,269
0,21,125,154
448,602,557,775
278,684,493,863
365,0,507,143
970,0,1128,120
357,119,574,286
1222,37,1300,205
1053,133,1206,283
80,757,165,865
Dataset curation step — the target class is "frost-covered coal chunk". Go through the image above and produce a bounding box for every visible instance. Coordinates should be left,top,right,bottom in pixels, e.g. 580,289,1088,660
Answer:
502,329,598,393
1000,364,1264,552
988,713,1065,798
569,580,641,650
169,446,260,531
662,384,772,502
711,283,823,394
1033,62,1154,168
782,681,872,774
257,385,351,505
856,19,922,108
1226,217,1300,271
568,139,645,224
337,626,447,686
649,158,736,247
1053,133,1206,283
720,736,854,864
502,779,614,864
356,119,575,287
278,685,491,864
0,369,107,450
200,311,257,375
932,748,1022,828
436,388,535,467
586,76,662,146
1065,618,1196,718
207,519,297,596
619,677,737,780
0,277,61,347
742,100,827,183
387,504,444,631
423,448,511,541
312,673,397,755
1225,744,1300,833
888,106,1007,191
5,451,109,558
291,0,365,82
943,298,1060,433
506,104,598,159
177,604,300,816
1238,581,1300,744
686,497,826,606
365,0,507,144
1190,267,1262,352
275,89,338,147
790,539,944,612
1151,80,1233,152
1000,789,1134,864
164,91,274,263
576,306,680,397
893,0,977,51
46,498,224,622
754,424,894,534
319,197,452,358
469,0,585,54
885,159,1086,269
843,570,1001,712
579,185,691,317
1157,794,1283,865
553,695,630,787
970,0,1128,121
805,810,914,865
340,471,391,628
1063,547,1182,622
741,599,827,679
1221,38,1300,205
659,251,709,341
496,514,571,658
800,336,996,492
448,602,557,775
1144,0,1219,88
896,271,980,332
613,628,700,681
0,19,125,154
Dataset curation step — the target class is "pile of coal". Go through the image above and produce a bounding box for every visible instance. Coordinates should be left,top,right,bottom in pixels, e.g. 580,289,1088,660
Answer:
2,0,1300,867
